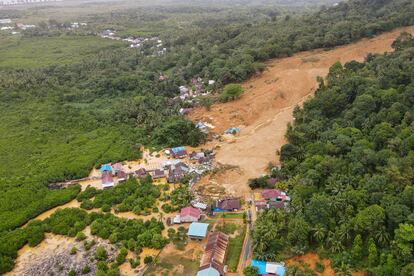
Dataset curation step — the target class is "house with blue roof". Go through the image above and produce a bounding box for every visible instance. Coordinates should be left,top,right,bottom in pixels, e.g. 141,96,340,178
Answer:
100,164,112,173
196,267,220,276
187,222,209,240
171,146,188,158
251,259,286,276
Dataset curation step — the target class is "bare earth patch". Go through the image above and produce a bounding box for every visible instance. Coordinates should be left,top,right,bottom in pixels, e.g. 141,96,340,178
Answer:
190,26,414,198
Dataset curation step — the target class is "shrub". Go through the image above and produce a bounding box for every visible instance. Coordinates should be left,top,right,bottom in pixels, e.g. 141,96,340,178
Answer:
144,256,153,264
220,83,244,102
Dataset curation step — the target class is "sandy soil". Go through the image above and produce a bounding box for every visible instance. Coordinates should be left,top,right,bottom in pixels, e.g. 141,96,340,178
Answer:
190,26,414,197
6,231,118,276
286,252,335,275
286,252,365,276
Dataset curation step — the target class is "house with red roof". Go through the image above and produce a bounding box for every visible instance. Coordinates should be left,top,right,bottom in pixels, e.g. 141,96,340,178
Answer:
262,189,290,202
180,206,201,222
117,171,127,182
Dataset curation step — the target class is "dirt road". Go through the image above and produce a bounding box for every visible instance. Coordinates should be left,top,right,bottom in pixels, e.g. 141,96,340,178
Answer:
190,26,414,197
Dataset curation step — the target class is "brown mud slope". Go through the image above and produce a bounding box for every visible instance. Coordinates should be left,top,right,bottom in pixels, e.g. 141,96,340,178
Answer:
286,252,365,276
190,26,414,197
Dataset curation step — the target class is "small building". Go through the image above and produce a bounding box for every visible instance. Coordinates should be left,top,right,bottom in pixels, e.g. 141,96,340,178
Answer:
167,162,189,183
173,214,181,224
262,189,290,202
197,267,220,276
102,172,114,189
112,163,123,174
179,85,189,94
117,171,127,182
190,151,205,160
197,231,229,276
100,164,112,174
188,222,209,240
135,168,148,178
152,169,165,179
171,146,188,159
250,259,286,276
255,200,267,212
180,206,201,222
215,198,241,212
179,108,193,115
191,200,208,210
198,156,212,164
266,262,286,275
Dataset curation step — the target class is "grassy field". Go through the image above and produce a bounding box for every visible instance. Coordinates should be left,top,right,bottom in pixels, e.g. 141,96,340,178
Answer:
225,225,246,272
0,35,125,69
146,254,199,275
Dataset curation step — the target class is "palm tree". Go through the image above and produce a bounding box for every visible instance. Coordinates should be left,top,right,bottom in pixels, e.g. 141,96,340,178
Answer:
336,261,353,276
374,226,390,246
313,224,327,244
338,223,352,244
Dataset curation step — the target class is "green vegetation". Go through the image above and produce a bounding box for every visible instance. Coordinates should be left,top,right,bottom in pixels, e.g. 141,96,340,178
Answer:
90,213,166,249
169,185,192,210
1,0,414,273
78,176,161,215
225,226,246,272
243,266,259,276
216,223,238,235
0,36,124,69
220,83,244,102
167,227,188,250
0,206,165,273
45,208,89,236
253,33,414,273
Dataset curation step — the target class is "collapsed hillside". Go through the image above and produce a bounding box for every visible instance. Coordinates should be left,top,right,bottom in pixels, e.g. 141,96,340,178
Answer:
190,26,414,197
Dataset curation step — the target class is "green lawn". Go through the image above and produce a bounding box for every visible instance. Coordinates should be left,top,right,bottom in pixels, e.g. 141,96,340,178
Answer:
225,226,246,272
0,35,125,69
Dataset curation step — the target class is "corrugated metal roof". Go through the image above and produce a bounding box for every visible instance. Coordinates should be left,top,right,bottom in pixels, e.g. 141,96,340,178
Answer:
171,146,185,154
100,164,112,173
199,232,229,274
181,206,201,219
196,267,220,276
188,222,208,237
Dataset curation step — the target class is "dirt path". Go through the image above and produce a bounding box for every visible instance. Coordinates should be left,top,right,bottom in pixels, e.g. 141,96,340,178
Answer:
190,25,414,197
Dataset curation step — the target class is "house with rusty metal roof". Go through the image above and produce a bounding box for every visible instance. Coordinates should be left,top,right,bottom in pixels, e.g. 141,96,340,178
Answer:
215,198,241,211
197,231,229,276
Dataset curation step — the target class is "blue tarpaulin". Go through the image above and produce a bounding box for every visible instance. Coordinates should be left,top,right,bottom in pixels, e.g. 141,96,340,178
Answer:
251,259,267,275
100,164,112,173
171,146,185,154
224,127,240,134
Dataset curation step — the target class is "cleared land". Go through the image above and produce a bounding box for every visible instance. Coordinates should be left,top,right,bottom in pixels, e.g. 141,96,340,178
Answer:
190,25,414,197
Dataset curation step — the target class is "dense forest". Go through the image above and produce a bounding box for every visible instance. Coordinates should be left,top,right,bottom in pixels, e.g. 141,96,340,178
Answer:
0,0,414,273
252,33,414,274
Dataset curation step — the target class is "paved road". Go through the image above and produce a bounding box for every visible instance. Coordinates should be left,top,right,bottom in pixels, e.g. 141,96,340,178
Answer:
237,193,256,273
